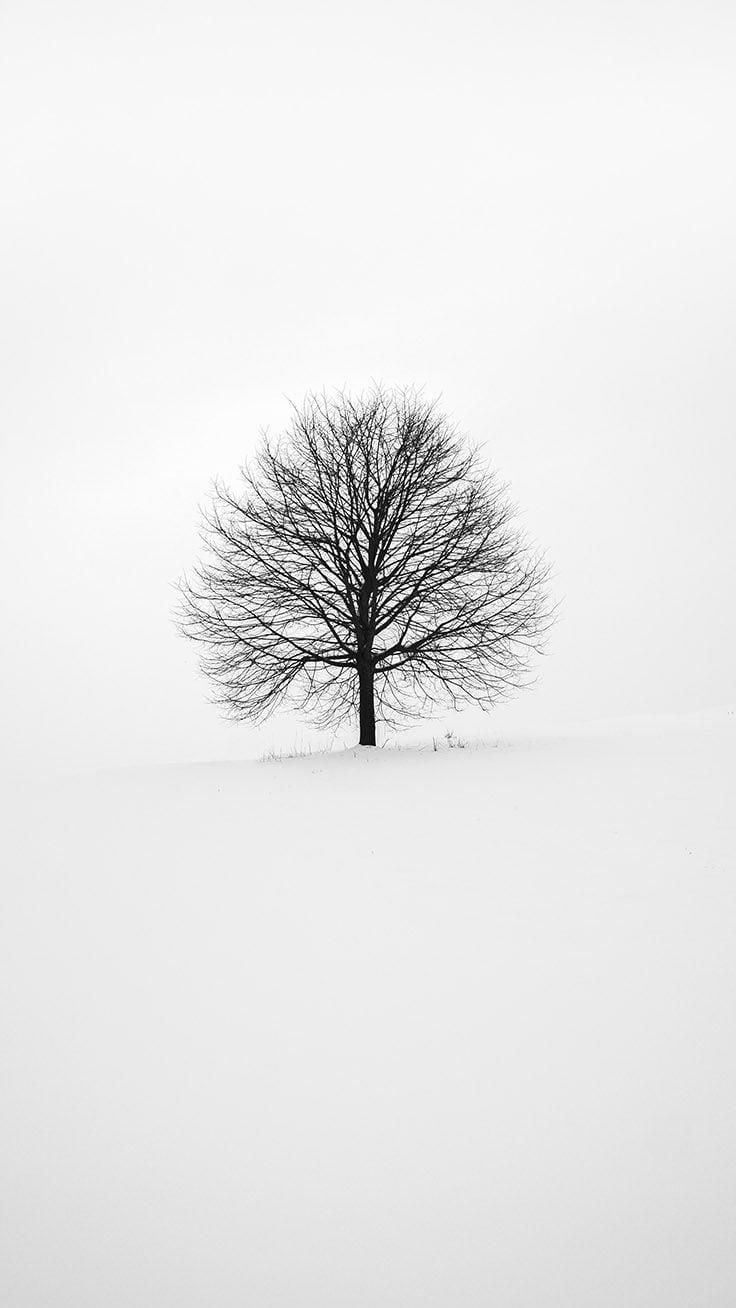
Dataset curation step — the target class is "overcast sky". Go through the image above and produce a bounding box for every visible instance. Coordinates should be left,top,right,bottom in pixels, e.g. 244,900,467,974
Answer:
2,0,734,771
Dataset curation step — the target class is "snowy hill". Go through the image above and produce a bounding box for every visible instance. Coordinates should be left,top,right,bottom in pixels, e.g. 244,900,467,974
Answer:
2,710,735,1306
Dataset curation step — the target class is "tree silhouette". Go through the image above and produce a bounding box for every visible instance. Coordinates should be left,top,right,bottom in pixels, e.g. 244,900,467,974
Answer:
177,386,553,746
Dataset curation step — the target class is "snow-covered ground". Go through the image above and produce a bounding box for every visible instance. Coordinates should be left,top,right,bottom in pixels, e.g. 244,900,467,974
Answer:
2,709,735,1307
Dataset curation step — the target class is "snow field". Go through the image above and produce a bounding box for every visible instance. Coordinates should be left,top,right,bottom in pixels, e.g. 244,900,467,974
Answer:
2,711,735,1306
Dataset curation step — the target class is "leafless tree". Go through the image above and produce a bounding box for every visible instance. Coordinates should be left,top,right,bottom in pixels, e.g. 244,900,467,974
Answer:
176,386,553,746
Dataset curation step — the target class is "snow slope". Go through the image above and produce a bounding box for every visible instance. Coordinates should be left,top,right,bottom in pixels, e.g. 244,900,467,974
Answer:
2,710,735,1307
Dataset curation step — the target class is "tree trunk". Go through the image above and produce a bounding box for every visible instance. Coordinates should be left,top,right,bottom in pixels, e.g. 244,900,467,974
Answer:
358,659,376,746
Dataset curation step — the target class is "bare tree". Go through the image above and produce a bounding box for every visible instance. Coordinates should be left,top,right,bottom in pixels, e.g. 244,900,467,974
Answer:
177,386,553,746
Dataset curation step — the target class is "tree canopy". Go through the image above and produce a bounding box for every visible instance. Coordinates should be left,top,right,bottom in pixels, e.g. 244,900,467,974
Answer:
177,386,553,744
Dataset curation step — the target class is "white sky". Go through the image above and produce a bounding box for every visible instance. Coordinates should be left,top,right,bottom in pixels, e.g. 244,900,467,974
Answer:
2,0,734,770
